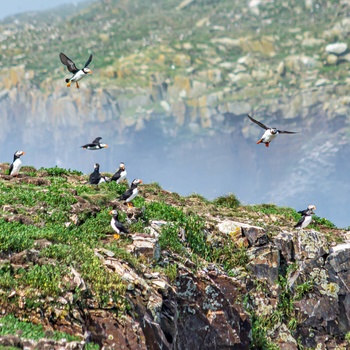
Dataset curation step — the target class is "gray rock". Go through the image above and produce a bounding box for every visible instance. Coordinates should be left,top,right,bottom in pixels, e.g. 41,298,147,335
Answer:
325,42,348,55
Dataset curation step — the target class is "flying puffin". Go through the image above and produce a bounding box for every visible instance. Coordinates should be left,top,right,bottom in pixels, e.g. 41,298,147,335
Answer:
9,150,25,177
80,137,108,150
59,52,92,88
111,162,127,183
109,209,129,240
88,163,108,185
298,204,317,216
294,206,316,229
119,179,142,207
247,115,298,147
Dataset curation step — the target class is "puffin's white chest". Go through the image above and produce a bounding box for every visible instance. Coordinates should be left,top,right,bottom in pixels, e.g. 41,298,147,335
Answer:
261,129,277,143
70,70,86,82
117,170,127,184
301,215,312,229
126,188,138,202
110,218,120,233
11,158,22,175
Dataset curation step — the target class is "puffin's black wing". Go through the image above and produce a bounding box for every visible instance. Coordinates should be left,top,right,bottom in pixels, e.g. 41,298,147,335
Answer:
84,54,93,68
92,137,102,144
59,53,79,73
277,130,298,134
8,163,13,175
89,171,101,185
294,216,304,228
247,115,269,130
119,188,133,201
115,220,128,233
111,169,122,182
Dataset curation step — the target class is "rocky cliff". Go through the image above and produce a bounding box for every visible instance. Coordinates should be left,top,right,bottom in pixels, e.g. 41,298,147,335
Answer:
0,166,348,349
1,0,350,225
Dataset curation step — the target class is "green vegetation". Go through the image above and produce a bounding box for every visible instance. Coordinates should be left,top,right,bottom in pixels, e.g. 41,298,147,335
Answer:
213,194,241,209
0,314,80,342
0,165,344,348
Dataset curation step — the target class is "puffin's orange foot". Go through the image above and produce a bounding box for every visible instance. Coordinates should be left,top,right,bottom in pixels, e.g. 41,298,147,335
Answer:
265,143,270,148
256,140,262,144
127,202,133,208
76,82,79,89
66,81,71,87
113,234,120,240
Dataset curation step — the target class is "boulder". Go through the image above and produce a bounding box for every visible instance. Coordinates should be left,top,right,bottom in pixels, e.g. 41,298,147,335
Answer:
325,42,348,55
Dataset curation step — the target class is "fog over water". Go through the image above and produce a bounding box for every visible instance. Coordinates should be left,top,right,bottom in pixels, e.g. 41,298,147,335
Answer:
2,116,349,228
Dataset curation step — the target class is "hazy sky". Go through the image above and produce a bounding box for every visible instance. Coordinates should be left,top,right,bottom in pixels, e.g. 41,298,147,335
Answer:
0,0,86,19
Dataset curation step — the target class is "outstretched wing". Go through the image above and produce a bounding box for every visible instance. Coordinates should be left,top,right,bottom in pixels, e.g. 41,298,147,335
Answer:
92,137,102,144
59,52,79,73
84,54,93,68
278,130,298,134
247,115,269,130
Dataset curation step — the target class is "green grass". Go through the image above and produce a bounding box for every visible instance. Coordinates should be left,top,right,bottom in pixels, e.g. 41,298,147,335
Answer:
212,194,241,208
0,314,80,342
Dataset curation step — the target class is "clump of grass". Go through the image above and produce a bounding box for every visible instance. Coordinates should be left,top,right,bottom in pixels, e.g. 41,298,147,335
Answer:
40,166,82,176
213,194,240,208
312,215,336,229
0,314,80,342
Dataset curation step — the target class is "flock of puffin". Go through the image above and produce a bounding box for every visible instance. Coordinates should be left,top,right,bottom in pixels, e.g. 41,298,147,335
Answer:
6,52,317,238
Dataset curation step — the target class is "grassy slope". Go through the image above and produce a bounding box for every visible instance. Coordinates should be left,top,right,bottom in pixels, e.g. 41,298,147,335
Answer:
0,0,348,86
0,164,343,347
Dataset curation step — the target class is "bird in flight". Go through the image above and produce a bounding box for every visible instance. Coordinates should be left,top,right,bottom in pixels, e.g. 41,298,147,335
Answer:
59,52,92,89
247,115,298,147
80,137,108,150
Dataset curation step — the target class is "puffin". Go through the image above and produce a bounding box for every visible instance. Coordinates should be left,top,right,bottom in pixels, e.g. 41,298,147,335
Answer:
247,115,298,147
88,163,108,185
80,137,108,150
298,204,317,216
119,179,142,207
294,206,316,229
109,209,129,239
111,162,127,183
59,52,92,88
9,150,25,177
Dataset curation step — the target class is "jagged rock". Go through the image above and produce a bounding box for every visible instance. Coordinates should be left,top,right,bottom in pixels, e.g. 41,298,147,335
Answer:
293,229,329,260
325,42,348,55
325,243,350,333
128,233,161,261
10,249,40,265
274,232,294,262
247,244,279,285
217,219,267,246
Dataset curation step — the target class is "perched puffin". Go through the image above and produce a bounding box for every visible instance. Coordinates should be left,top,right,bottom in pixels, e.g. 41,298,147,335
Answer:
111,162,127,183
298,204,317,216
109,209,129,239
119,179,142,207
88,163,108,185
80,137,108,150
247,115,298,147
59,52,92,88
294,206,316,229
9,150,25,177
